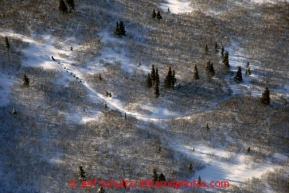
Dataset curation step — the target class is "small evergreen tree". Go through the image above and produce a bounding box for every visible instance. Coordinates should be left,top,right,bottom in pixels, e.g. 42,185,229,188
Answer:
66,0,75,11
164,67,173,88
151,64,156,82
12,107,17,114
155,67,160,85
234,66,242,83
168,8,170,13
247,147,250,152
97,186,105,193
152,9,156,19
206,61,215,76
172,70,176,87
104,103,108,109
188,163,193,170
215,42,218,52
246,62,250,68
23,74,29,86
78,166,86,180
4,36,10,50
124,113,127,120
99,73,102,80
146,73,153,88
206,123,210,131
260,87,270,105
222,51,230,67
154,81,160,98
114,22,121,36
156,11,162,20
204,44,208,52
194,65,199,80
198,176,201,185
221,47,224,56
119,21,126,36
59,0,68,13
152,168,158,182
158,173,166,181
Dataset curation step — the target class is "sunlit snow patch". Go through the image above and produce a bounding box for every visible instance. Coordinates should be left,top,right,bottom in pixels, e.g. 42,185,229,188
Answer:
160,0,195,14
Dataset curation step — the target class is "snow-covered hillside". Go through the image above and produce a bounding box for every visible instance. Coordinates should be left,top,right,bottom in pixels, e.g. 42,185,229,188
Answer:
0,0,288,193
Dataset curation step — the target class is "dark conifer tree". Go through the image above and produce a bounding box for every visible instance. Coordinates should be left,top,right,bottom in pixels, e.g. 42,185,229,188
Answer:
198,176,201,185
124,113,127,120
221,47,224,56
119,21,126,36
154,81,160,98
59,0,68,13
151,64,156,82
188,163,193,170
155,67,160,85
222,51,230,67
4,36,10,50
114,22,121,36
78,166,86,180
168,8,170,13
146,74,153,88
206,61,215,76
156,11,162,20
158,173,166,181
215,42,218,52
204,44,208,52
152,168,158,181
206,123,210,131
23,74,29,86
247,67,251,75
260,87,270,105
12,107,17,114
97,186,105,193
164,67,173,88
99,73,102,80
66,0,75,11
172,70,176,87
194,65,199,80
246,62,250,68
152,9,156,19
234,66,242,83
247,147,250,152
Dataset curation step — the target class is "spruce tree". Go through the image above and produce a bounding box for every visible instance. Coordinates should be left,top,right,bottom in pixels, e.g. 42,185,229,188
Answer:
172,70,176,87
215,42,218,52
119,21,126,36
246,62,250,68
156,11,162,20
152,9,156,19
23,74,29,86
206,123,210,131
152,168,158,182
164,67,173,88
66,0,75,11
4,36,10,50
198,176,201,185
99,73,102,80
222,51,230,67
260,87,270,105
59,0,68,13
12,107,17,114
146,73,153,88
221,47,224,56
168,8,170,13
158,173,166,181
247,147,250,152
204,44,208,52
78,166,86,180
151,64,156,82
155,67,160,85
97,186,105,193
154,81,160,98
124,113,127,120
194,65,199,80
188,163,193,170
114,22,121,36
206,61,215,76
234,66,242,83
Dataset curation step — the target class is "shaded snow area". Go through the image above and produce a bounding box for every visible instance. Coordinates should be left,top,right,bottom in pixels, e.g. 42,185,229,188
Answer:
0,73,17,106
179,144,287,190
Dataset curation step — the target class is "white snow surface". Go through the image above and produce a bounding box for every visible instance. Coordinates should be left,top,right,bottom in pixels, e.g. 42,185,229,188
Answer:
160,0,195,14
